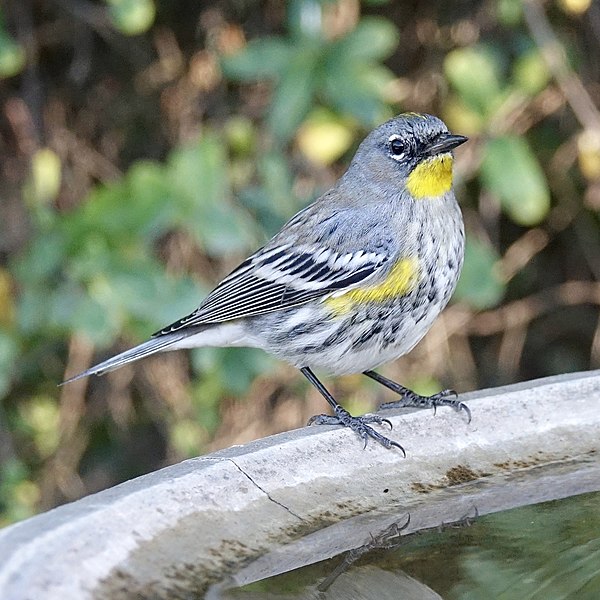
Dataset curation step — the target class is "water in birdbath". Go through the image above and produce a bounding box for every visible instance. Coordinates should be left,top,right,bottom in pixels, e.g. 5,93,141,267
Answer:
215,491,600,599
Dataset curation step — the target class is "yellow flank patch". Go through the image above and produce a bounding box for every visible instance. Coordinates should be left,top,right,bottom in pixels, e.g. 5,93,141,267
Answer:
324,257,420,315
406,154,453,199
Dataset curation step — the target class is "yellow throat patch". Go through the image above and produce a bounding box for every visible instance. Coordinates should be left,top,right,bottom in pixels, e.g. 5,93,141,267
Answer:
406,154,453,199
325,257,420,316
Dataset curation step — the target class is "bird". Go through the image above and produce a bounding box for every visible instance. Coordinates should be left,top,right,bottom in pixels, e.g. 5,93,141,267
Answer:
62,112,470,454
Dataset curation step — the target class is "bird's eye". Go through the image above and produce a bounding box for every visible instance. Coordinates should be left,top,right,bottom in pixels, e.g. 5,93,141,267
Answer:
390,138,405,157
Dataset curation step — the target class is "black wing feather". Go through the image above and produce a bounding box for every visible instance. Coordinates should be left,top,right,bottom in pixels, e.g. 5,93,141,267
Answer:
153,246,388,336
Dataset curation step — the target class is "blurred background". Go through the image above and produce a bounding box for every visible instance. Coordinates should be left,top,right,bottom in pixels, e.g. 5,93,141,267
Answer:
0,0,599,526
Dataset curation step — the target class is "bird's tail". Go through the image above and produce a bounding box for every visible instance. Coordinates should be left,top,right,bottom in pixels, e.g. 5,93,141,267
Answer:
60,332,186,385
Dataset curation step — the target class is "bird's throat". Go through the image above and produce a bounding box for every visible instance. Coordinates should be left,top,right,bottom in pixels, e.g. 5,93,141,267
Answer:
406,154,454,199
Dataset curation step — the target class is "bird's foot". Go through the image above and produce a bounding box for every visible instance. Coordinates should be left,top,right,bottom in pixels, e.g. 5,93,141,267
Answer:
379,388,471,423
308,405,406,455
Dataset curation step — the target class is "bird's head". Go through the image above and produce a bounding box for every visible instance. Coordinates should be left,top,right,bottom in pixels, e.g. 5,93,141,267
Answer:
349,112,468,200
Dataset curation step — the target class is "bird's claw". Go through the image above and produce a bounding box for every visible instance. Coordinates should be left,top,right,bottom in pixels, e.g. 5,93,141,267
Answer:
308,407,405,456
380,388,471,424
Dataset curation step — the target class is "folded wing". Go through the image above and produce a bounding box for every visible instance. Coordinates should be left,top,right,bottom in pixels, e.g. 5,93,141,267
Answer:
154,244,389,335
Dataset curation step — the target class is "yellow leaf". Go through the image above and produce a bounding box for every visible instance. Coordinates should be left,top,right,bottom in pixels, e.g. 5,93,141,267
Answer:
577,129,600,181
558,0,592,16
30,148,62,204
297,112,354,166
0,268,15,327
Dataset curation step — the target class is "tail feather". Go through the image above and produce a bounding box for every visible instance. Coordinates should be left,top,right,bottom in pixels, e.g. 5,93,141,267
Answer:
60,332,186,385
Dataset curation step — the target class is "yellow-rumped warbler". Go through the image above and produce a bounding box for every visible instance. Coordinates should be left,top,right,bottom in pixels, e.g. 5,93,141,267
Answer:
63,113,470,453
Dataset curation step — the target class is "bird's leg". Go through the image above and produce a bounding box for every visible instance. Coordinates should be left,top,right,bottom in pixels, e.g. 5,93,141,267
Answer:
301,367,405,454
363,370,471,423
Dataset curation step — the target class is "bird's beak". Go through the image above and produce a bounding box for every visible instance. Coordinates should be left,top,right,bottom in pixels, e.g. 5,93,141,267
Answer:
424,133,468,156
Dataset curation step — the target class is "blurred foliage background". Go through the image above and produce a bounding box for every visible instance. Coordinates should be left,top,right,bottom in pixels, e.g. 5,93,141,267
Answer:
1,0,600,526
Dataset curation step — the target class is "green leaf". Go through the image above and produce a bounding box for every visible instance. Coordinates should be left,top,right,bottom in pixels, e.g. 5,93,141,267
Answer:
238,186,288,239
220,347,276,395
105,261,201,327
48,283,118,345
454,238,505,309
152,276,203,327
0,29,25,79
0,330,18,398
0,458,36,524
287,0,324,39
258,153,297,218
512,49,551,95
238,151,301,239
75,160,170,243
331,17,399,62
107,0,156,36
124,160,174,237
169,134,228,212
444,45,505,115
168,133,255,254
11,230,66,286
224,116,256,156
268,46,320,142
221,37,292,81
322,19,397,126
191,347,275,396
204,206,257,255
497,0,523,26
65,234,114,283
322,63,393,127
15,286,48,336
481,136,551,226
70,296,118,346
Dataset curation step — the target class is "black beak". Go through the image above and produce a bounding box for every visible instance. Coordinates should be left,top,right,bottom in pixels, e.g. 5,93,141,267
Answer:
424,133,468,157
